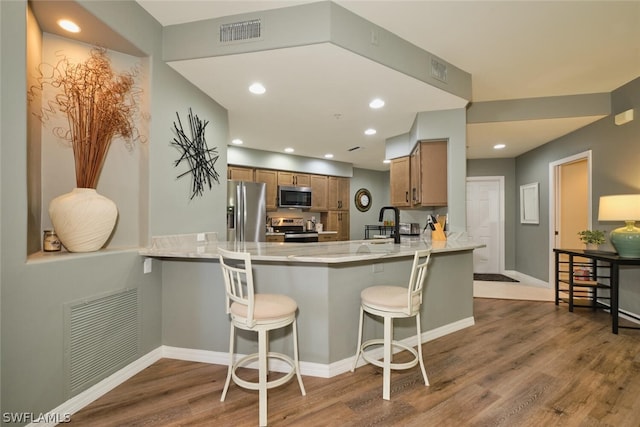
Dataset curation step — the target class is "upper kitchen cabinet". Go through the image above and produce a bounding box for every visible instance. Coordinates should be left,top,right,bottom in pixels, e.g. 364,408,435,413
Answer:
415,140,447,207
277,171,311,187
228,166,254,181
390,140,448,208
310,174,328,211
255,169,278,211
390,156,411,207
328,176,350,211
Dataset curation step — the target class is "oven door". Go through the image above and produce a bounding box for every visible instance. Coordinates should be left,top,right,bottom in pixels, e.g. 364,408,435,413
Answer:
283,233,319,243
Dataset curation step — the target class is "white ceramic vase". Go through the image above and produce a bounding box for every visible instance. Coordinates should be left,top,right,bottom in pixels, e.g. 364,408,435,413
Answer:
48,188,118,252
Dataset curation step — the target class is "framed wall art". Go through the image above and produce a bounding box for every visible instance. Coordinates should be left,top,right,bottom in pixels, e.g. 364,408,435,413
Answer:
520,182,539,224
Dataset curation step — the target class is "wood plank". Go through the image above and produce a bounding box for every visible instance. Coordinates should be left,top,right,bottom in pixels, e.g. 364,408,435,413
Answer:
67,298,640,426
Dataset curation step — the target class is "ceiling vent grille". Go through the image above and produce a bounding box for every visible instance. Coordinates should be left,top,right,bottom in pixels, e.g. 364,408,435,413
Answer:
220,19,262,43
430,57,448,83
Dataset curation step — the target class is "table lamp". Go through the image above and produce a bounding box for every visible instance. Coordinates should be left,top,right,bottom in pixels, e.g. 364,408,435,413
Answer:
598,194,640,258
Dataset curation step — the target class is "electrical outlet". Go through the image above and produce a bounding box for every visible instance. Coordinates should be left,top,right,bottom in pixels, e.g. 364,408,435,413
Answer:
143,258,152,274
373,263,383,273
197,233,206,242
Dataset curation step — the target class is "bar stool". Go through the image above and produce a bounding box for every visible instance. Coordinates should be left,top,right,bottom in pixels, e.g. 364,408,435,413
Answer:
351,249,431,400
218,248,305,426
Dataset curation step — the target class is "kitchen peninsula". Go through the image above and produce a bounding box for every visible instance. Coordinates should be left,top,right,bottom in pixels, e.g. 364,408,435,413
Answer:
141,234,482,377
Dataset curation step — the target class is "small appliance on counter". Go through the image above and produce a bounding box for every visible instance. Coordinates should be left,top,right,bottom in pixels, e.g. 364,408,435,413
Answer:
271,217,319,243
399,223,420,236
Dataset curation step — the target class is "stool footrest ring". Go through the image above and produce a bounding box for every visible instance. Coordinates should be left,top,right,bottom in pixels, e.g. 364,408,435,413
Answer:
231,352,296,391
360,339,420,371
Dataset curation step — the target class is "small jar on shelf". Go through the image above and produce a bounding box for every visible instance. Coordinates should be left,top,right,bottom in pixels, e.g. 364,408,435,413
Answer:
43,229,61,252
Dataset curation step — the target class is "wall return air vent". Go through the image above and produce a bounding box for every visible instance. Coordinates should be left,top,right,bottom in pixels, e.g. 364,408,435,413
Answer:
220,19,262,43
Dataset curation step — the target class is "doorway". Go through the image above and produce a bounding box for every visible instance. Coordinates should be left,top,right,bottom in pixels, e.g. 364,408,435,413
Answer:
548,151,592,282
466,177,505,274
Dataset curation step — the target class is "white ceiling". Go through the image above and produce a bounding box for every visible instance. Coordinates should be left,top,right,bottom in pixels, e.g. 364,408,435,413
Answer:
136,1,639,170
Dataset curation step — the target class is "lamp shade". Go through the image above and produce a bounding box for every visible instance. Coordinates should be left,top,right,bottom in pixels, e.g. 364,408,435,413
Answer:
598,194,640,258
598,195,640,221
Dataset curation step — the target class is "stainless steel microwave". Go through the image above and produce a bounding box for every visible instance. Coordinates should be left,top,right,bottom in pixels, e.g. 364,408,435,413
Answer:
278,185,312,208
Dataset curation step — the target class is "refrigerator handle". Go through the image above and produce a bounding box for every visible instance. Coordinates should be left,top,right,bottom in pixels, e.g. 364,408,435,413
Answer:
239,183,246,242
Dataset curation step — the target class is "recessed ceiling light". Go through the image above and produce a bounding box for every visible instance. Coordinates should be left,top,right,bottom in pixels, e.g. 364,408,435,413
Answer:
324,153,334,159
369,98,385,109
493,143,506,149
364,128,377,136
284,147,294,153
383,159,391,164
57,19,80,33
231,139,243,145
249,82,266,94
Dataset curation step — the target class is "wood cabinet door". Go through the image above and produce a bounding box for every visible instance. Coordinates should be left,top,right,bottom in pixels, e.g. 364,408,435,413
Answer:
419,140,448,206
277,171,294,186
324,211,350,241
310,175,328,211
228,166,254,181
294,173,311,187
410,143,421,206
255,169,278,210
338,211,350,240
390,157,411,207
277,171,310,187
328,177,350,210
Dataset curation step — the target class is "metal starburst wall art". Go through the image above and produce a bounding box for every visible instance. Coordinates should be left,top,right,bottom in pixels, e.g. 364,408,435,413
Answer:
172,108,220,199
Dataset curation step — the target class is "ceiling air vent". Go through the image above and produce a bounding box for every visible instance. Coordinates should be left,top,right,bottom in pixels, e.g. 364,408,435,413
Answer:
430,57,448,83
219,19,262,43
348,146,361,152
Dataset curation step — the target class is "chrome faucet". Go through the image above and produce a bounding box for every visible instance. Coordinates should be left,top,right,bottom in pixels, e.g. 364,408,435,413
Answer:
379,206,400,243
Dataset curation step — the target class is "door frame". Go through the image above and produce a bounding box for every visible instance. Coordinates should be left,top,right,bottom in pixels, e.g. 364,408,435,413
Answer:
548,150,593,283
466,176,505,274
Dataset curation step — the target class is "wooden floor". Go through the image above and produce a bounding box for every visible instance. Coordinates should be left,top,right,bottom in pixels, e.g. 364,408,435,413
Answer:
68,298,640,426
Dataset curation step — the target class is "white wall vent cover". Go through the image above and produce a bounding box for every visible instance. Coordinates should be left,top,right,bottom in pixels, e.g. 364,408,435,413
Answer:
64,288,140,397
220,19,262,43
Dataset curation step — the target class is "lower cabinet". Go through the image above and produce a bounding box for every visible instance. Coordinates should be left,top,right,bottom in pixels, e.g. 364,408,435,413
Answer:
266,235,284,243
318,233,338,242
323,211,350,241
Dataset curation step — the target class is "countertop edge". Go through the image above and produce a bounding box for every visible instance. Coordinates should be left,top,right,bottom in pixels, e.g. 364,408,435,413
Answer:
140,239,484,264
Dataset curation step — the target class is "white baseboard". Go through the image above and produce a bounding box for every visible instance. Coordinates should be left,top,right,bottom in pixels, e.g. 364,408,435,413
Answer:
28,348,163,427
34,317,475,425
504,270,550,288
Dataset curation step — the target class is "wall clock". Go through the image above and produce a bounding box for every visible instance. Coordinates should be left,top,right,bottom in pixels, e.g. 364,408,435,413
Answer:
355,188,372,212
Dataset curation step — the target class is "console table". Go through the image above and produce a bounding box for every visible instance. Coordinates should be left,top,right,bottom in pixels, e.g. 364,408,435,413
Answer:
554,248,640,334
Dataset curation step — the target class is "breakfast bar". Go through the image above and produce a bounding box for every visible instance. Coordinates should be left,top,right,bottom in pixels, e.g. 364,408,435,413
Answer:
141,234,482,377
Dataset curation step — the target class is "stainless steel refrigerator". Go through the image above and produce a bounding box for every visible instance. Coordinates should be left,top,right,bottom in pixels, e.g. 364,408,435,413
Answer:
227,180,266,242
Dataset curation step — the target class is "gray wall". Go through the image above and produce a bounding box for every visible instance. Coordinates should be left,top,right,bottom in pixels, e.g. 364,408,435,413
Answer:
1,0,229,420
467,158,517,270
515,77,640,278
349,168,390,240
514,77,640,313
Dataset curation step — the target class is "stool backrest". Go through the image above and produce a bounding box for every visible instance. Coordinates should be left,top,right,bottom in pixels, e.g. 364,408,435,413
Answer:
407,249,431,315
218,247,256,326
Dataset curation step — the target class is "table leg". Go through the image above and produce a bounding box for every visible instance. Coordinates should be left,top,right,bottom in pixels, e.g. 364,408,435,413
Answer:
611,264,619,334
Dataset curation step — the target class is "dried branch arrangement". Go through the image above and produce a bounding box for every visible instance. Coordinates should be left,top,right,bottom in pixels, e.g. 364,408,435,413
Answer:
29,47,141,188
172,108,220,199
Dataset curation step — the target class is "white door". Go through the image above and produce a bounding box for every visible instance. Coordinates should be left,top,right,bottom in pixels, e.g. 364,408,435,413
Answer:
466,177,504,273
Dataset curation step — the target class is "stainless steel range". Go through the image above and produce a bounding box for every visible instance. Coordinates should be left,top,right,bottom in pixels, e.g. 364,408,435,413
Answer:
271,217,319,243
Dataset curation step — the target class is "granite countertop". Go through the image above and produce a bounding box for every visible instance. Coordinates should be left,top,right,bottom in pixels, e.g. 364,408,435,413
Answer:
266,231,337,235
140,232,484,264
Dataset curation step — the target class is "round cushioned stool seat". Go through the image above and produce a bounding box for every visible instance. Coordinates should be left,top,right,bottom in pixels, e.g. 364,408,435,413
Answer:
361,286,406,311
230,294,297,321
